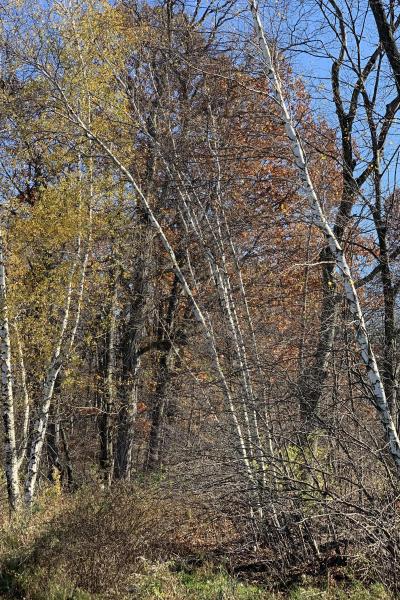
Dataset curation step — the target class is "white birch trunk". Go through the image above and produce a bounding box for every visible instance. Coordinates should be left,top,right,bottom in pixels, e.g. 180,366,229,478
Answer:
0,232,20,510
24,268,76,505
24,241,91,505
14,321,30,470
24,220,92,506
24,195,92,506
248,0,400,469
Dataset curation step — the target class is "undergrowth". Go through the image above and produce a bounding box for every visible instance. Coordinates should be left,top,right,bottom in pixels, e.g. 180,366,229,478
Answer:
0,484,395,600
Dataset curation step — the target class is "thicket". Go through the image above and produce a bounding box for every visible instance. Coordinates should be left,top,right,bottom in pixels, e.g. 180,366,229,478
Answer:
0,1,399,598
0,483,395,600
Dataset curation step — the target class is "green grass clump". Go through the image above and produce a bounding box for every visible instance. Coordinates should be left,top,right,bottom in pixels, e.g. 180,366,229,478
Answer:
129,561,266,599
289,582,391,600
179,570,264,599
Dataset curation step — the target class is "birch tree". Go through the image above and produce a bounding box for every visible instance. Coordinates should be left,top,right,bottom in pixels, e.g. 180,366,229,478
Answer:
247,0,400,469
0,230,20,510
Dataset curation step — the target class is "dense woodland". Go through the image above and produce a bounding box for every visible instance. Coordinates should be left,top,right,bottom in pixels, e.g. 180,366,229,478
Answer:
0,0,400,598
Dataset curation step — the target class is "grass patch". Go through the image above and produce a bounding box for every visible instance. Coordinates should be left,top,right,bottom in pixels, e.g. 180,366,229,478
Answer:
127,561,268,599
288,582,390,599
127,562,393,600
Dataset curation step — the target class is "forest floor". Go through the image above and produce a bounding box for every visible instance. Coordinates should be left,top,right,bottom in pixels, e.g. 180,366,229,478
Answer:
0,483,394,600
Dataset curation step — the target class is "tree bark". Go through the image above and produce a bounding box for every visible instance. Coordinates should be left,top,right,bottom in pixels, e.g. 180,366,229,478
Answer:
369,0,400,93
114,223,152,480
60,424,74,490
46,398,62,485
146,274,180,471
0,232,20,511
99,274,118,485
14,321,30,470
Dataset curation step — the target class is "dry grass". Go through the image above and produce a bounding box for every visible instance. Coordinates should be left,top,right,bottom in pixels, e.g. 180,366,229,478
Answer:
0,483,395,600
0,482,239,598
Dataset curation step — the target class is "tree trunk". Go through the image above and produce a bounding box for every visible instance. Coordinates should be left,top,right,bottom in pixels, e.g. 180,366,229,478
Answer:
372,179,397,419
298,249,338,437
25,233,90,506
60,424,74,490
369,1,400,93
115,380,139,480
146,351,173,471
114,223,153,480
0,233,20,511
99,276,118,485
146,274,180,471
14,321,30,470
46,400,62,485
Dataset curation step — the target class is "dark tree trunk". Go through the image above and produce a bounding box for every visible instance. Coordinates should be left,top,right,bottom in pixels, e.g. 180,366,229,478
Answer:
114,222,153,480
60,425,74,490
146,274,180,471
369,1,400,93
98,275,118,485
46,378,62,485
